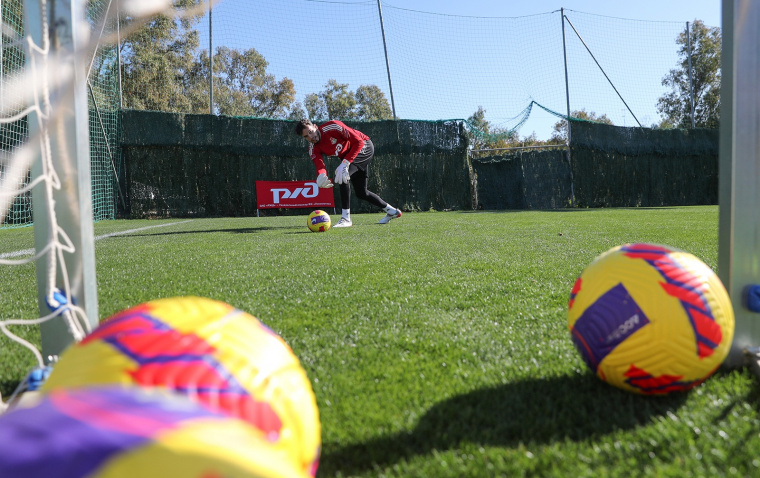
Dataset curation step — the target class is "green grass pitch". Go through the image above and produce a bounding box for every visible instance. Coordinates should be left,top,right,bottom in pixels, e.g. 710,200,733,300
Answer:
2,206,760,477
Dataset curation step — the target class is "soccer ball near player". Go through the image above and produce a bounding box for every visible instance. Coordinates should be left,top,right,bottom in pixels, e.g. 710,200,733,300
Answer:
568,243,735,395
308,210,331,232
42,297,321,477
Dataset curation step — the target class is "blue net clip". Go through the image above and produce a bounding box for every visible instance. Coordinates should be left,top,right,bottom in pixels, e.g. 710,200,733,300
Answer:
25,366,53,391
746,285,760,314
45,288,73,315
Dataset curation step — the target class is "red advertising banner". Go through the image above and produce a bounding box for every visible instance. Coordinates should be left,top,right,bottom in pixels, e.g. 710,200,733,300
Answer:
255,180,335,209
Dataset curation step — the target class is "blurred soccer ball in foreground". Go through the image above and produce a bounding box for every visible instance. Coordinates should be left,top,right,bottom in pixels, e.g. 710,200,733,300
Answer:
0,386,307,478
568,243,734,395
308,210,331,232
43,296,321,476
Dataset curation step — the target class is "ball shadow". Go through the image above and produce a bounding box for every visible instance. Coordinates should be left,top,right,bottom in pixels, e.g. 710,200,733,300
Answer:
319,373,688,476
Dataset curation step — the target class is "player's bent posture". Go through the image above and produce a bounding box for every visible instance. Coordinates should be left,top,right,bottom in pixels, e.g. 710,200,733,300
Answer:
295,119,402,227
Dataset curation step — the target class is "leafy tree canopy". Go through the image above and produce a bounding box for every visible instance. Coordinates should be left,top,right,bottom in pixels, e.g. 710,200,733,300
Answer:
123,12,391,123
304,80,393,122
188,46,297,117
657,20,721,129
120,0,205,112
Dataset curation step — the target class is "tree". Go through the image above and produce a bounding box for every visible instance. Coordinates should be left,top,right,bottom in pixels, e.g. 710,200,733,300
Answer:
303,80,393,122
355,85,393,120
190,46,296,117
657,20,721,129
120,0,204,112
286,101,308,121
320,80,356,120
303,93,328,121
550,109,613,143
122,3,296,117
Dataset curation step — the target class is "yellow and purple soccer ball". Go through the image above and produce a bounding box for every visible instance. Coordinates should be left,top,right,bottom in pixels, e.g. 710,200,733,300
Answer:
0,386,307,478
308,210,331,232
42,296,321,477
568,243,734,395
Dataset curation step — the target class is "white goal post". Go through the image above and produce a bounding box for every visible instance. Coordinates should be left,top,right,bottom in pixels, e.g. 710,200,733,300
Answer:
718,0,760,369
24,0,99,360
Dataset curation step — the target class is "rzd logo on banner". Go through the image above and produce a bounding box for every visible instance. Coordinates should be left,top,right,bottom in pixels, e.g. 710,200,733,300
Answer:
256,180,335,210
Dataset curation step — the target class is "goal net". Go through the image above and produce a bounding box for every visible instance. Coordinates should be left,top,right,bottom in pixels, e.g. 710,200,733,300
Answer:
0,0,213,409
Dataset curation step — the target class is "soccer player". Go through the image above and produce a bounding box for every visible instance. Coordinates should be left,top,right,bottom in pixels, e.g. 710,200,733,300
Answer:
295,119,402,227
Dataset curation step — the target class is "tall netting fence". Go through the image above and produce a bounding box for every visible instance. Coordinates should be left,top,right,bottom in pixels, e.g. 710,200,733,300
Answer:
121,110,471,218
121,1,712,139
86,0,123,222
0,0,121,228
0,1,30,226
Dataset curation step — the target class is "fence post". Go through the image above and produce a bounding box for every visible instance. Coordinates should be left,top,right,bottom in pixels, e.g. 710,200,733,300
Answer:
561,8,575,207
0,4,3,113
376,0,397,119
686,21,695,128
116,5,123,109
209,3,214,114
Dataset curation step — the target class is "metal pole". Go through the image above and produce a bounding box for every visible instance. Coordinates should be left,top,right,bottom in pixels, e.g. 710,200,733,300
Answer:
209,3,213,115
686,21,696,128
376,0,397,119
1,2,4,113
116,4,123,109
561,8,575,207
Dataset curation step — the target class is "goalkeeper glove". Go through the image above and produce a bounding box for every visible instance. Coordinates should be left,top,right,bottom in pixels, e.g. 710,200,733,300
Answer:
316,173,333,188
334,159,351,184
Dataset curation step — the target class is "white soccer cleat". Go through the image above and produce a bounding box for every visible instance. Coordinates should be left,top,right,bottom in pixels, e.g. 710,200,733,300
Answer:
333,217,353,228
378,209,402,224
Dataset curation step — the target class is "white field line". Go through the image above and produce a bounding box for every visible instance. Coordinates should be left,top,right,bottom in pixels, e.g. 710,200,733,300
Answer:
0,220,193,259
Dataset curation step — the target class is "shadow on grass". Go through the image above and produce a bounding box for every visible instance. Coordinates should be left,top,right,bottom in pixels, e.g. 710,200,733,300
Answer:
319,373,688,475
107,226,301,238
0,379,23,400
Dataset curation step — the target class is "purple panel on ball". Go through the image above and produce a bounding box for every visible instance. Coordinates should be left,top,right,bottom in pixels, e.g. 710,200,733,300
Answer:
311,215,329,225
0,387,220,478
571,283,650,370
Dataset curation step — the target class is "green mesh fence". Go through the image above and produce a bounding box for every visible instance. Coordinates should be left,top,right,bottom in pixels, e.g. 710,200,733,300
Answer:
87,0,123,222
120,111,471,218
0,0,121,228
569,121,719,207
0,1,30,227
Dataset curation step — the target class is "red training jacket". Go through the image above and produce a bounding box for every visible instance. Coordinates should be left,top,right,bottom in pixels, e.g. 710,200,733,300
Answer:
308,120,369,175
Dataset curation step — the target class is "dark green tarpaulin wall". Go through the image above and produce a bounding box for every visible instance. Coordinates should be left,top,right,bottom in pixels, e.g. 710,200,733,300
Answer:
569,122,719,208
119,111,719,216
120,111,472,218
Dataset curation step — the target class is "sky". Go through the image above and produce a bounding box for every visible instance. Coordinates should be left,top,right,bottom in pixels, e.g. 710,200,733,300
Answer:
380,1,719,25
200,0,722,140
384,1,722,138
